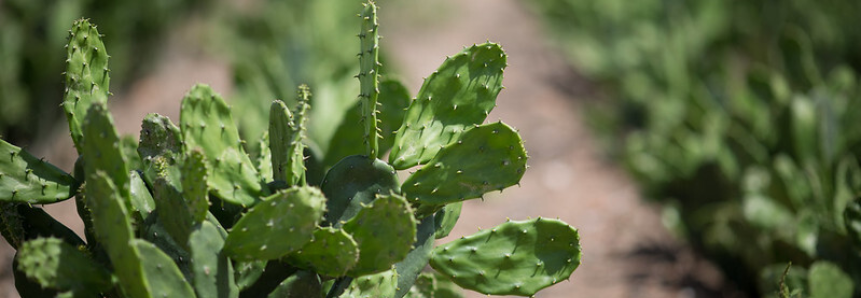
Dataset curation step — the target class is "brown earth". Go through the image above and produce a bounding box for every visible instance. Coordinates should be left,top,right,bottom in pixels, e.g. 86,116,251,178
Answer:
1,1,740,297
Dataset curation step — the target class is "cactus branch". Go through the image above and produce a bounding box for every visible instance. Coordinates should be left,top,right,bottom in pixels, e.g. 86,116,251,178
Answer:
358,1,381,159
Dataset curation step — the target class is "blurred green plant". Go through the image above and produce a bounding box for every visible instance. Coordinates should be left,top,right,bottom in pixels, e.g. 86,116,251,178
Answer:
0,0,211,145
211,0,383,181
529,0,861,296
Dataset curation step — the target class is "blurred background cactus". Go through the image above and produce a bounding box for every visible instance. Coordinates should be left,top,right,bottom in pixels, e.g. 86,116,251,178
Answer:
0,2,583,296
529,0,861,296
0,0,213,146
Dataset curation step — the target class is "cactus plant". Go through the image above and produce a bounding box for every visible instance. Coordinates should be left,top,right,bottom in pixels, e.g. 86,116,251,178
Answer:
0,3,582,297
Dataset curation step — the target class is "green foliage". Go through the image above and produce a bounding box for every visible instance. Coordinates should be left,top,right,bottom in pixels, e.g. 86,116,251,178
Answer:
0,3,582,297
0,0,211,145
530,0,861,296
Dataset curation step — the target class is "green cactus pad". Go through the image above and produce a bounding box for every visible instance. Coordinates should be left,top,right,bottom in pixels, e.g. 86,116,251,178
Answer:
269,98,307,186
189,221,238,298
0,140,76,203
16,237,112,295
321,155,399,227
394,216,436,298
183,150,210,225
82,103,130,204
224,186,326,261
389,43,507,169
288,227,359,277
152,177,194,249
140,211,193,279
129,171,155,220
404,272,463,298
324,79,411,169
138,113,182,184
180,84,263,206
62,19,111,152
235,260,267,291
403,273,434,298
134,239,198,298
339,268,398,298
13,252,60,298
433,202,462,239
86,171,149,298
402,122,527,205
342,193,417,276
267,270,322,298
429,218,581,296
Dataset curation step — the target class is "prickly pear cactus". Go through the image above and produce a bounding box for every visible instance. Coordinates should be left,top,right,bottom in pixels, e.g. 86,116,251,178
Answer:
0,3,582,297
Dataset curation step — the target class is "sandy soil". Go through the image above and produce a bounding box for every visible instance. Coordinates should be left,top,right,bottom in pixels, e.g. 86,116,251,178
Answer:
0,1,740,297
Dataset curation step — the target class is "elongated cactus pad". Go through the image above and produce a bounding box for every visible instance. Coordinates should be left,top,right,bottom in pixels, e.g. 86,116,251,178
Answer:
86,171,149,298
180,84,263,206
134,239,198,298
321,155,399,227
189,221,238,298
183,149,210,225
339,268,398,298
403,122,526,205
324,79,411,169
433,202,462,239
129,171,155,220
267,270,322,298
16,237,112,295
152,177,194,249
235,260,267,291
389,43,507,169
140,211,193,279
430,218,581,296
358,1,381,159
288,227,359,277
224,186,326,261
343,193,417,276
63,19,111,152
0,140,75,203
82,103,130,204
394,216,436,298
269,98,307,186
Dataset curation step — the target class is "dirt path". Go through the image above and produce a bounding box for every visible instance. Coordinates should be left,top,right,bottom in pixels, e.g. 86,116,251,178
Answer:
382,1,732,297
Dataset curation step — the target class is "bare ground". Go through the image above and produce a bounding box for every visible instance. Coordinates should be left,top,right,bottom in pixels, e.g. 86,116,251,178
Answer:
1,1,739,297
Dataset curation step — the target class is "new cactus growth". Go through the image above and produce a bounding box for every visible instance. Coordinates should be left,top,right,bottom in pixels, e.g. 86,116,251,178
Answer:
0,3,582,297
